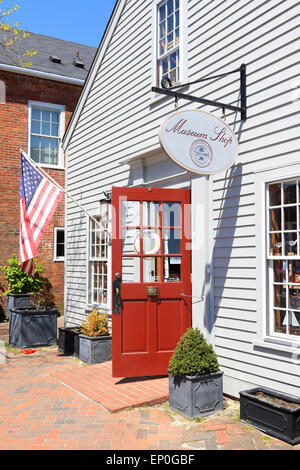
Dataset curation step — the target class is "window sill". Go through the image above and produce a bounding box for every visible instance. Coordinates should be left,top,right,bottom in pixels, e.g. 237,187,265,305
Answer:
53,257,64,262
253,337,300,359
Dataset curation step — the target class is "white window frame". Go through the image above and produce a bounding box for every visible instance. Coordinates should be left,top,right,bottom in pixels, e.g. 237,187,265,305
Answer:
151,0,188,96
53,227,65,261
28,100,65,169
254,165,300,360
86,208,111,312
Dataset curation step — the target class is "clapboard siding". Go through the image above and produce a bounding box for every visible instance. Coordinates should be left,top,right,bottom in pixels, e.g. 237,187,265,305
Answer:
64,0,299,394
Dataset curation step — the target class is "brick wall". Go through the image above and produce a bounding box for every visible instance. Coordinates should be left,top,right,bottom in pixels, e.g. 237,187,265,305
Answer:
0,70,83,318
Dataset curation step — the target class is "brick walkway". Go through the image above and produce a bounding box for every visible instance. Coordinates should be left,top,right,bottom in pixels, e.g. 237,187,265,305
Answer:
0,320,299,451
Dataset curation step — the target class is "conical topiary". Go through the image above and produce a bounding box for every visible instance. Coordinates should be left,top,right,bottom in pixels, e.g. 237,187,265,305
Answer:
168,327,220,377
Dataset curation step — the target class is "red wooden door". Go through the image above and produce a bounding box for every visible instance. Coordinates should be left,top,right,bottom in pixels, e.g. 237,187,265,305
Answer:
111,187,191,378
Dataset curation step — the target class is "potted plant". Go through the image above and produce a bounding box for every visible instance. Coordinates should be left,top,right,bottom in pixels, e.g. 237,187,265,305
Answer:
168,327,223,419
78,307,112,364
0,254,44,320
8,267,59,349
240,387,300,445
58,324,81,357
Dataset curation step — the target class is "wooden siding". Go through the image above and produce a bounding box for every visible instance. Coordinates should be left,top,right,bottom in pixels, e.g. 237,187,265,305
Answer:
65,0,300,395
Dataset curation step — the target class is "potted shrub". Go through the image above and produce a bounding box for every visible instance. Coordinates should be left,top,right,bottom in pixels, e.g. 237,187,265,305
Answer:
58,325,81,357
8,268,59,349
78,307,112,364
240,387,300,445
168,327,223,419
0,254,44,320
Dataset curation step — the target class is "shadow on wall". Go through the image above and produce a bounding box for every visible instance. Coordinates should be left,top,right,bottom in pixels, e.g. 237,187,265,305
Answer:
208,162,243,334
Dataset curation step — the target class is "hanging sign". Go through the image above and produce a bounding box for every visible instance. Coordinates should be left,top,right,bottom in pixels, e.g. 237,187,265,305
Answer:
159,110,238,175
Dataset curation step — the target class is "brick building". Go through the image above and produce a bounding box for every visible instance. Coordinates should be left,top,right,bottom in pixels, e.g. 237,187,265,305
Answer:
0,32,96,318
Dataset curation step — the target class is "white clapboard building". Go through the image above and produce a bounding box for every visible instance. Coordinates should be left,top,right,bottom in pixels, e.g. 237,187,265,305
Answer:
62,0,299,396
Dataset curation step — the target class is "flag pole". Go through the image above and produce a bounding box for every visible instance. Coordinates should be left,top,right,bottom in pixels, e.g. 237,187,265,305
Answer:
19,148,111,241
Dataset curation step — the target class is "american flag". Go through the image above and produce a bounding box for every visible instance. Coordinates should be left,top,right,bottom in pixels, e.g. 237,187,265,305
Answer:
19,152,63,276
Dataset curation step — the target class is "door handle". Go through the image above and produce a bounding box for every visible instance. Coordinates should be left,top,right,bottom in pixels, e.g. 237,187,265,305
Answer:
113,273,122,314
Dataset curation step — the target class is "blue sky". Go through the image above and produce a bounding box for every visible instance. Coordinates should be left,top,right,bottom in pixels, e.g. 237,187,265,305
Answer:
3,0,117,47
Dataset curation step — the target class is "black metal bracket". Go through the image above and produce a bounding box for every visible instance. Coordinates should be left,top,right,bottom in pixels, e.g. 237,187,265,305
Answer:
152,64,247,122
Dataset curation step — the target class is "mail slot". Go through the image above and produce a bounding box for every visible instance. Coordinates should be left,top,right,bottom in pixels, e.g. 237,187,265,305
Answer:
146,286,159,296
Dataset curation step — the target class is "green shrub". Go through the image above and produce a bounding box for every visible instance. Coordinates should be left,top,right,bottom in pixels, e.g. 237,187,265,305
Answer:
0,254,44,295
169,328,220,377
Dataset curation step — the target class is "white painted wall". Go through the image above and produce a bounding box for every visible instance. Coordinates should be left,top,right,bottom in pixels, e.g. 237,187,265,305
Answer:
64,0,300,397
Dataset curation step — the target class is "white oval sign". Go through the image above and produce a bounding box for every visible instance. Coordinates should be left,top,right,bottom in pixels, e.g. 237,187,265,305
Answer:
159,110,239,175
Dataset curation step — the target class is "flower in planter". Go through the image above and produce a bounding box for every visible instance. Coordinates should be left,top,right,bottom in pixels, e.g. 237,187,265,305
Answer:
80,307,109,337
168,327,220,377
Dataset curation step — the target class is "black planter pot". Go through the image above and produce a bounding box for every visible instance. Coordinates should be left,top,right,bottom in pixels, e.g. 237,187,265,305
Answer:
6,293,33,320
168,370,223,419
78,334,112,364
58,327,80,356
9,307,58,349
240,387,300,445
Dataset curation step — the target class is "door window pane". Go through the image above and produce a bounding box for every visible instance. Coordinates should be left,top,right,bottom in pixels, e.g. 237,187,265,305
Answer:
163,229,181,254
143,257,161,283
122,257,140,283
121,201,140,226
142,229,161,254
163,202,181,226
164,256,181,282
122,229,140,254
143,202,160,226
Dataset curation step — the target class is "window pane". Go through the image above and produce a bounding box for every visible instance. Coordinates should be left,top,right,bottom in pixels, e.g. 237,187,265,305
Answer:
163,229,181,254
175,10,179,27
143,257,160,283
122,229,140,254
42,110,50,122
274,285,286,308
164,256,181,282
51,122,59,136
121,201,140,226
175,0,179,9
41,137,50,164
289,288,300,310
167,32,174,49
167,0,173,16
122,257,140,283
32,108,41,120
274,310,287,334
42,121,50,135
283,183,296,205
273,260,286,283
269,183,281,206
51,111,59,123
269,233,281,256
284,232,297,256
159,4,165,21
142,229,161,254
167,15,174,33
143,202,160,227
159,20,166,39
31,120,41,134
269,208,281,231
50,139,58,165
30,136,40,162
289,311,300,336
163,202,181,226
284,206,296,230
290,260,300,283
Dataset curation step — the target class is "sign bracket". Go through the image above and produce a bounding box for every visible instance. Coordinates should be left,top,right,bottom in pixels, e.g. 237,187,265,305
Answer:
152,64,247,122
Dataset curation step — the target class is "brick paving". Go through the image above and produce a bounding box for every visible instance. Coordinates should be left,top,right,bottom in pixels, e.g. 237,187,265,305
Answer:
0,319,299,451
